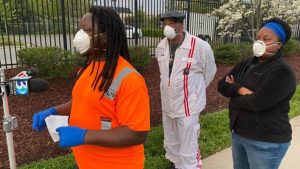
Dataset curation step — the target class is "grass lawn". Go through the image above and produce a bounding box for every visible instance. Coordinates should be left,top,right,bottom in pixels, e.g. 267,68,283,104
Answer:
20,85,300,169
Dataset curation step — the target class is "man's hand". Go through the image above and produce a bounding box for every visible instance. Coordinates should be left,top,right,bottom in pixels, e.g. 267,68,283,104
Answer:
238,87,253,95
56,126,87,148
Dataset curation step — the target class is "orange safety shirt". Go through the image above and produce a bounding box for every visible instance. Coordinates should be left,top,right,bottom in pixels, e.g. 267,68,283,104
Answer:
69,56,150,169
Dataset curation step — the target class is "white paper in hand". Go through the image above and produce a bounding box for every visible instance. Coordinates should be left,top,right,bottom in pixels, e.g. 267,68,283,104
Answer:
45,115,69,142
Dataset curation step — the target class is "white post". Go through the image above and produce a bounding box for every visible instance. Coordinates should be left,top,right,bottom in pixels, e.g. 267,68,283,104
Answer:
1,68,17,169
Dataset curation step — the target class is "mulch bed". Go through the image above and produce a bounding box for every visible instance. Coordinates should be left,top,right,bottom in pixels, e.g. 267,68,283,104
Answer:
0,55,299,168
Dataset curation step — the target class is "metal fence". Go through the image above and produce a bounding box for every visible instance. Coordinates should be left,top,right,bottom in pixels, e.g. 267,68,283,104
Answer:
0,0,221,68
1,0,300,68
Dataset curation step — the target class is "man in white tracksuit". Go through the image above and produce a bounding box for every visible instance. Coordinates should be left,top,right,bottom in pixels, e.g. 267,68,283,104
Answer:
156,11,217,169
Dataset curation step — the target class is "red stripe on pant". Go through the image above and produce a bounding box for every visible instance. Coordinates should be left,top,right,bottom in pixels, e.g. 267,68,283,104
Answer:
196,147,203,169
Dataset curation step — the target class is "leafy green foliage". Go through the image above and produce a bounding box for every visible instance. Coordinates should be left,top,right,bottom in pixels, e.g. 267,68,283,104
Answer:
213,44,241,64
124,10,161,29
213,40,300,65
238,43,253,60
142,28,163,37
191,0,222,13
17,47,82,80
124,10,146,28
129,46,151,71
282,39,300,56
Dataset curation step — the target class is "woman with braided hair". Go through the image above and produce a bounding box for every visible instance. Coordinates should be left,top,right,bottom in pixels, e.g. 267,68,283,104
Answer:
32,6,150,169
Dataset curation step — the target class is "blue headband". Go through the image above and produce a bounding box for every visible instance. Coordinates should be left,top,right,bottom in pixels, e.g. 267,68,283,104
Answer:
263,22,287,44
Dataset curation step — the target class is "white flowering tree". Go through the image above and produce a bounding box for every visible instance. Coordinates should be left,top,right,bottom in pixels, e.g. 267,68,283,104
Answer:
211,0,300,41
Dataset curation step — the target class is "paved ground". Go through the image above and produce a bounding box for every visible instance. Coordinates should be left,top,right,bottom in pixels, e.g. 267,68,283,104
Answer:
202,115,300,169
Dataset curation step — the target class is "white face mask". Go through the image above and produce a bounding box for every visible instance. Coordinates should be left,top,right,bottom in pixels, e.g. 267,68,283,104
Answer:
164,25,177,40
73,29,91,54
253,40,279,57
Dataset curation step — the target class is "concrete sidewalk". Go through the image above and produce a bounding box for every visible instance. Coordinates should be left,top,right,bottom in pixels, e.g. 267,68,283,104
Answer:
202,115,300,169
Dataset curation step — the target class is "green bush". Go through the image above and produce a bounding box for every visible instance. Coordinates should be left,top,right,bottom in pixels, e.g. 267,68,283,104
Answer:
129,46,151,71
213,44,241,64
238,43,253,59
282,39,300,56
17,47,81,80
142,28,163,37
210,41,223,49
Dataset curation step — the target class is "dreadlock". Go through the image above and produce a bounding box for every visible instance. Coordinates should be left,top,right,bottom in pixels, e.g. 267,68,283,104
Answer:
79,6,131,96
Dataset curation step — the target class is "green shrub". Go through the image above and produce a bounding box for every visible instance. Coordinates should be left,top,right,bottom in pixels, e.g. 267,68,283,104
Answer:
17,47,81,80
210,41,223,49
142,28,163,37
238,43,253,59
213,44,241,64
282,39,300,56
129,46,151,71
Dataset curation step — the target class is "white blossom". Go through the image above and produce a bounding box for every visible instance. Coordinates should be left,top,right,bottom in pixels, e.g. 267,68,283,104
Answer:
211,0,300,40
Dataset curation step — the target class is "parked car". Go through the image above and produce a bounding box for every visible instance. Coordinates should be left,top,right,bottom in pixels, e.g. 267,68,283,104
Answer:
125,25,143,39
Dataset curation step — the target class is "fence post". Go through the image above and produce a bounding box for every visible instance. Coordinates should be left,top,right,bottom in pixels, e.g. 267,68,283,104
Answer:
60,0,67,50
134,0,138,45
186,0,191,32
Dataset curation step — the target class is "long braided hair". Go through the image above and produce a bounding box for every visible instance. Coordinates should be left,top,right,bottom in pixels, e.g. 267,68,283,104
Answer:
79,6,130,95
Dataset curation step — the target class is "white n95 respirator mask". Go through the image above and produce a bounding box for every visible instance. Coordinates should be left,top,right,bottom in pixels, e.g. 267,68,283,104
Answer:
73,29,91,54
164,25,177,40
253,40,278,57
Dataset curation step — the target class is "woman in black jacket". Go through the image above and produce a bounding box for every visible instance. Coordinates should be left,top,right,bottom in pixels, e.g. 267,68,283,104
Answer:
218,17,296,169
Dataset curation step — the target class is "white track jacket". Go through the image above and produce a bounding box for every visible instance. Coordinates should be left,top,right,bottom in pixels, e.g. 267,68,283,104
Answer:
156,32,216,118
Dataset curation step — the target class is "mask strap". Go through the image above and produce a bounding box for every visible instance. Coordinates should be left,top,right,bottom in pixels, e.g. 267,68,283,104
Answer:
266,42,281,55
173,24,180,35
94,48,107,51
266,42,280,47
264,44,277,56
264,51,275,55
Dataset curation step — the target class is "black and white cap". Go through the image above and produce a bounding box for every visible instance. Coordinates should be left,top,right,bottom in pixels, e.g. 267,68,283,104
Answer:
160,10,186,21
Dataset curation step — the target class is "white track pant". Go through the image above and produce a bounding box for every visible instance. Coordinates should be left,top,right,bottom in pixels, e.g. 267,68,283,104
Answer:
163,113,203,169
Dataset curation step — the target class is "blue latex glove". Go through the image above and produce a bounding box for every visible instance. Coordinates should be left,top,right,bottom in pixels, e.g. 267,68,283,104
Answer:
32,107,57,131
56,126,87,148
